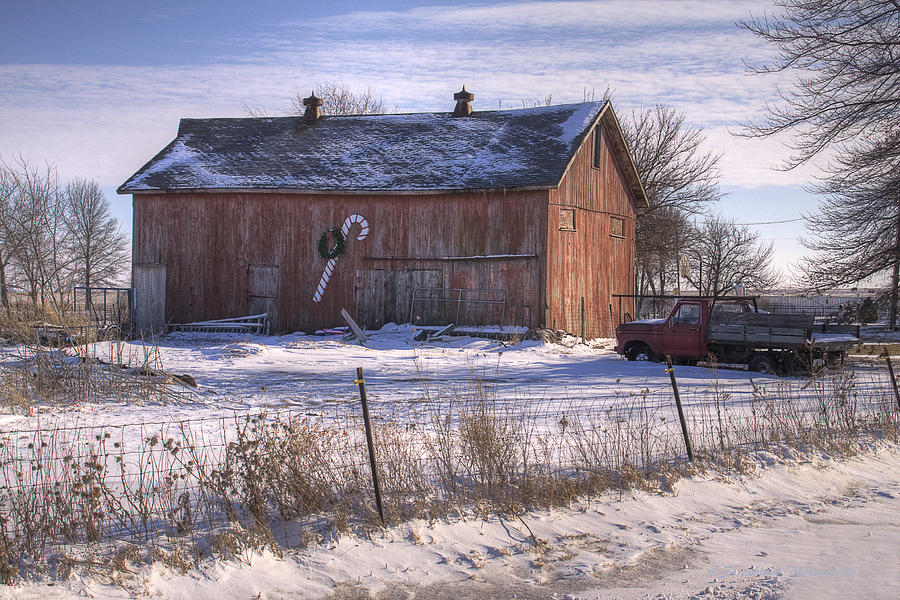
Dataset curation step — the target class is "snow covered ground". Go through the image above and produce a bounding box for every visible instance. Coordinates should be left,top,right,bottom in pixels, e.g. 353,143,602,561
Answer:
2,441,897,600
1,325,898,599
1,323,891,432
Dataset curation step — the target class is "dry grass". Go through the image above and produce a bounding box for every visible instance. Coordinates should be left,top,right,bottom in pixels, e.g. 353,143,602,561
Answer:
0,305,99,344
0,334,192,414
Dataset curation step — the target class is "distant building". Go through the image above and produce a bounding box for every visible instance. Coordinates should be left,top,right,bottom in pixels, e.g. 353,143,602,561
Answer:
119,89,648,336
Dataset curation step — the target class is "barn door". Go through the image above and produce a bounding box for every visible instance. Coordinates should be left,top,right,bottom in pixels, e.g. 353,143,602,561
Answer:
133,263,166,335
248,264,279,329
354,269,387,329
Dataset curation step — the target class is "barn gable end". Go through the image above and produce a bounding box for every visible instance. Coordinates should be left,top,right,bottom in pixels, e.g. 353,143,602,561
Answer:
547,111,643,337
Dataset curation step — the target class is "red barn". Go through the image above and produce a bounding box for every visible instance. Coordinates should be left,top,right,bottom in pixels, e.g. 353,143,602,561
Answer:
119,90,647,337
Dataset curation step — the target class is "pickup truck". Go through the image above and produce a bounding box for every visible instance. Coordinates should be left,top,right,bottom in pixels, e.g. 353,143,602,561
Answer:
614,297,859,374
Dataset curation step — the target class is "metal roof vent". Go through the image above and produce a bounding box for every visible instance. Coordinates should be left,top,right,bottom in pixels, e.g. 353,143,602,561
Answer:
303,92,323,122
452,86,474,117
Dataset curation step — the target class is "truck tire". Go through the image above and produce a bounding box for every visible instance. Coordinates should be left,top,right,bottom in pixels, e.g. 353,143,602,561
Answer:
748,353,776,374
626,343,654,362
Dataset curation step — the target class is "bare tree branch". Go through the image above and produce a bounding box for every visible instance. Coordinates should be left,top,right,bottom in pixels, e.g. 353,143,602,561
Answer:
290,81,387,116
738,0,900,168
741,0,900,324
64,179,129,302
618,105,723,297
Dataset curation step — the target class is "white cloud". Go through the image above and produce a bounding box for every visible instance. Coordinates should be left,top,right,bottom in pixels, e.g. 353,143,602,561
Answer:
704,127,824,188
273,1,769,35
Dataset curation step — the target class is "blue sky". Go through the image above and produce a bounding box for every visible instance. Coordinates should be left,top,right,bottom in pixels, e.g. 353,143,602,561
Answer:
0,0,824,277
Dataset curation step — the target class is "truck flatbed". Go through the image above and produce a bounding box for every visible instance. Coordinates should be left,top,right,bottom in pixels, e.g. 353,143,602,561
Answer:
615,297,859,374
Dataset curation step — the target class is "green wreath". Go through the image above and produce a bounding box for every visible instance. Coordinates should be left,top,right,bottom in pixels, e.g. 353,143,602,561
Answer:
317,227,346,259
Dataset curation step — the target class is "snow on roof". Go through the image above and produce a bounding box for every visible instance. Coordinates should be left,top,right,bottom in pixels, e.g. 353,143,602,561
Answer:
119,102,627,194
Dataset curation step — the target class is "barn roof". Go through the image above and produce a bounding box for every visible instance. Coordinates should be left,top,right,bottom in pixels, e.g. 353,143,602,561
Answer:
119,101,647,204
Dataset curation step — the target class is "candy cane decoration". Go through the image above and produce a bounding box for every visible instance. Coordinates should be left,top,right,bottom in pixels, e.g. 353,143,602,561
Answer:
312,214,370,303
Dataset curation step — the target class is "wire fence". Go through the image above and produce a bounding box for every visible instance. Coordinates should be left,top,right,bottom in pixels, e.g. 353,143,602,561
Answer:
0,364,898,580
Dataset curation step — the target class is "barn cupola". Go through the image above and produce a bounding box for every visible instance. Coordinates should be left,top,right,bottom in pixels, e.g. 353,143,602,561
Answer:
452,86,474,117
303,92,324,122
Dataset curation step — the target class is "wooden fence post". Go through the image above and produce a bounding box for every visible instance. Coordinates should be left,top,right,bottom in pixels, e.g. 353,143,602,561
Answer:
355,367,386,524
580,296,586,344
665,355,694,461
881,347,900,410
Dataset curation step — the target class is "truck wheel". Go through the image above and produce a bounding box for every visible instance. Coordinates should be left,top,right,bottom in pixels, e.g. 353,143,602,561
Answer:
626,343,654,362
748,354,776,374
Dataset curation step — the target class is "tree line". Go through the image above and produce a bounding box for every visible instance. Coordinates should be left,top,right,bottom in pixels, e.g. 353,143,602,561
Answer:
595,0,899,314
0,157,128,311
741,0,900,326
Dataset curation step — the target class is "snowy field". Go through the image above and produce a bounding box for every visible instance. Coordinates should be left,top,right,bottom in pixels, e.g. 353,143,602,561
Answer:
1,323,892,432
0,324,895,506
0,325,898,599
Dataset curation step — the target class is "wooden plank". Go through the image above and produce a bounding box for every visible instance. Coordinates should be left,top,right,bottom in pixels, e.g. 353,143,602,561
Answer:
340,308,368,344
429,323,455,340
710,312,813,328
708,324,809,346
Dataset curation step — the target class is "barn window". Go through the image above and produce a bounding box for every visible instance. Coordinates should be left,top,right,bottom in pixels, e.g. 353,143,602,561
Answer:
559,208,576,231
610,216,625,238
593,127,606,171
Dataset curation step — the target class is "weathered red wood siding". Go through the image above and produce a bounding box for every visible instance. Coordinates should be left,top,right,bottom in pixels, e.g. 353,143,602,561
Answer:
546,121,638,338
132,189,549,332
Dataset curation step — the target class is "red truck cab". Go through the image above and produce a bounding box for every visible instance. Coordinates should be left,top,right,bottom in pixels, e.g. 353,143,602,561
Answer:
615,298,754,362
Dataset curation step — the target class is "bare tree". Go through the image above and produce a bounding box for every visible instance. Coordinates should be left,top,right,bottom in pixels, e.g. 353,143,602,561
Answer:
740,0,900,324
619,105,723,299
0,166,16,309
64,179,129,307
291,81,386,116
1,157,71,308
635,207,695,297
683,216,777,296
740,0,899,167
799,133,900,293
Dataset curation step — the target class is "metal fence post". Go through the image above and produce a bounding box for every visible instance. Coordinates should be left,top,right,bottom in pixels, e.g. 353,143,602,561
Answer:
665,355,694,461
882,347,900,410
355,367,386,524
